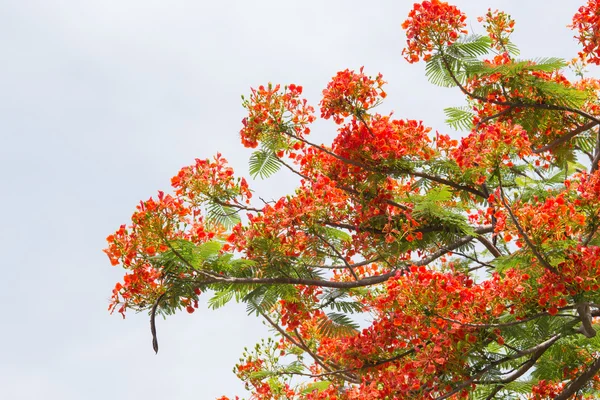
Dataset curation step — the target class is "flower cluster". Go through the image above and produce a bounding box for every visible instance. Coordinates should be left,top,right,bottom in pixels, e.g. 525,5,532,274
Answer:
171,153,252,206
332,115,434,163
104,191,192,316
106,3,600,397
451,122,532,179
320,68,386,124
240,83,315,149
530,380,566,399
314,266,535,398
571,0,600,64
401,0,467,63
501,192,587,248
478,9,515,52
105,155,250,317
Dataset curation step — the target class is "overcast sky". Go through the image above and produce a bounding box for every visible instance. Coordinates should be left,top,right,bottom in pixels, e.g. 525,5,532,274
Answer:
0,0,587,398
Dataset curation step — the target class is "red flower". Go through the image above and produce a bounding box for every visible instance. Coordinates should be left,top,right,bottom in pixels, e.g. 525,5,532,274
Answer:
401,0,467,63
320,68,386,124
571,0,600,64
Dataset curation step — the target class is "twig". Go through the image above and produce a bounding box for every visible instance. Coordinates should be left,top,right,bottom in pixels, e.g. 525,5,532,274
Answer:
313,231,359,280
474,107,514,131
532,121,598,154
496,177,558,274
440,55,600,125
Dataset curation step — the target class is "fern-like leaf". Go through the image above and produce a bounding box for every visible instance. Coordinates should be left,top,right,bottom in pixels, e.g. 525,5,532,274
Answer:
444,106,475,131
317,312,359,337
249,149,281,179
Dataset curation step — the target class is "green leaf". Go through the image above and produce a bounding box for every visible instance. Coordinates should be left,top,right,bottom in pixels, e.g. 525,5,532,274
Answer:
248,370,273,380
505,40,520,56
444,106,475,131
206,201,241,229
249,149,281,179
328,300,364,314
425,53,454,87
451,34,492,57
197,240,223,260
300,381,332,394
574,133,597,153
317,312,359,337
424,186,453,202
323,226,351,243
208,288,235,309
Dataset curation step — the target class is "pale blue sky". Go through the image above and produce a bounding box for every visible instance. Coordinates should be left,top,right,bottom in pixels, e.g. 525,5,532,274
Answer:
0,0,585,398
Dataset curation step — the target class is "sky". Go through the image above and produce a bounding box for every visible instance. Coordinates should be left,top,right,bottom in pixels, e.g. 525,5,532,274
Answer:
0,0,588,398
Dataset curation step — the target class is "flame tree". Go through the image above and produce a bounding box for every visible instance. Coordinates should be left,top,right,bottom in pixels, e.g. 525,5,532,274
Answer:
105,1,600,398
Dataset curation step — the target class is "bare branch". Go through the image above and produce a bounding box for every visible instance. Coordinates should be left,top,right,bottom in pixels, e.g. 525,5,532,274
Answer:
436,312,573,329
474,106,514,131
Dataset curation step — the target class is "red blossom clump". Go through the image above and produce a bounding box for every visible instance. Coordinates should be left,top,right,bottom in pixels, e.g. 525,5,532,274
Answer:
478,9,515,51
571,0,600,64
451,121,532,179
402,0,467,63
332,115,434,163
320,68,386,124
240,83,315,149
171,153,252,205
530,380,565,399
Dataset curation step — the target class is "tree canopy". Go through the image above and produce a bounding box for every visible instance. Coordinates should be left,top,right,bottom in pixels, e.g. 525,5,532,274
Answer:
105,1,600,398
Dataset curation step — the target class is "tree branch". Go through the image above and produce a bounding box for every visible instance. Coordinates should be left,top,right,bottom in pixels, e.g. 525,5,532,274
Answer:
532,121,598,154
440,55,600,125
313,231,359,280
497,178,558,274
287,131,487,199
476,235,502,258
554,356,600,400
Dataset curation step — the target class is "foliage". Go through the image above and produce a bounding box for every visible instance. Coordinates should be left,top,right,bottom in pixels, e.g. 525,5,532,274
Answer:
106,1,600,398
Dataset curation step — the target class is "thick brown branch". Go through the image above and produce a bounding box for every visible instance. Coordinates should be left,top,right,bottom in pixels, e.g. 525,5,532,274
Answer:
554,356,600,400
408,170,486,198
576,302,596,338
592,129,600,173
436,312,573,329
476,235,502,258
193,271,398,289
